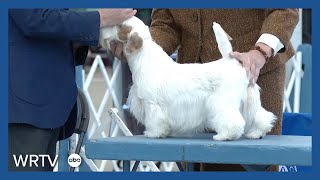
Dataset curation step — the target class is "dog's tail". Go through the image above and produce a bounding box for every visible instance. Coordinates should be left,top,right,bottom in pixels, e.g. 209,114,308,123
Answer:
212,22,233,59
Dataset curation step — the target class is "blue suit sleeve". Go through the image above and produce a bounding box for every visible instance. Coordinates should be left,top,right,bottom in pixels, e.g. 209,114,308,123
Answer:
9,9,100,46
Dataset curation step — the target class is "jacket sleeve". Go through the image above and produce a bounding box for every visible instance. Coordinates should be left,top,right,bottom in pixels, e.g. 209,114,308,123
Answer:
9,9,100,46
260,9,299,53
150,9,181,55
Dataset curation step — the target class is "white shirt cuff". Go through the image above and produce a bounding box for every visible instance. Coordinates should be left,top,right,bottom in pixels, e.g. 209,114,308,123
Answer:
256,33,284,56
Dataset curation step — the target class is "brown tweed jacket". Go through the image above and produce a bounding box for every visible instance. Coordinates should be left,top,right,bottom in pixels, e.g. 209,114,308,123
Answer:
150,9,299,74
149,9,299,171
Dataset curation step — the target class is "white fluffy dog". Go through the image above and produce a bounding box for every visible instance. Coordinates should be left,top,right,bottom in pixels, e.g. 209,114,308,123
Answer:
100,16,276,141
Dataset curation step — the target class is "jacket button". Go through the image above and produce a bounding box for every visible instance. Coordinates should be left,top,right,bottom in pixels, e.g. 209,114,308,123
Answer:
192,14,198,22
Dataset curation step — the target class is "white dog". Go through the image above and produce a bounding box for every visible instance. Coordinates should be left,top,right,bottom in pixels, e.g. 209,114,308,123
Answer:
100,16,276,141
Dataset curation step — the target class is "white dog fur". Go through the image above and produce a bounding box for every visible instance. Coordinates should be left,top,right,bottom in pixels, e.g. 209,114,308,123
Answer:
100,16,276,141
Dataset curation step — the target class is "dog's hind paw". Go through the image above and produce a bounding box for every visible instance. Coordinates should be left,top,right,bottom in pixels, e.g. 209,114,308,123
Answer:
144,131,166,138
212,134,228,141
244,130,266,139
213,133,241,141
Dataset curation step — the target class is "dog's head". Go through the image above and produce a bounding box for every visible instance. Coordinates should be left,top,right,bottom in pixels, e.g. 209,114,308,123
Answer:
100,16,151,57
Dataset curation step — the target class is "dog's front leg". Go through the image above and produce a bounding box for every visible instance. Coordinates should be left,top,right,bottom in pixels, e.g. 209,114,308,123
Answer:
143,103,170,138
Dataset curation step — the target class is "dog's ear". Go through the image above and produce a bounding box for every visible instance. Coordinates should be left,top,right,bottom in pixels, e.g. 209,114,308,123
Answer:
126,32,143,54
117,25,133,42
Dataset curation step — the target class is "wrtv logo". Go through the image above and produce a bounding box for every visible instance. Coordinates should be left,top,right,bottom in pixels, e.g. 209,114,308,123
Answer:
13,154,58,168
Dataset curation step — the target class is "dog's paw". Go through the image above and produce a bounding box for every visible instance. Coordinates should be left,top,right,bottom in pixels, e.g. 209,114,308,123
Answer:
244,130,266,139
213,134,232,141
213,133,241,141
144,131,164,138
212,134,228,141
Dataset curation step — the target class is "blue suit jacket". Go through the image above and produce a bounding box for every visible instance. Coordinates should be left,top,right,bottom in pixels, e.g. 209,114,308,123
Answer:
9,9,100,139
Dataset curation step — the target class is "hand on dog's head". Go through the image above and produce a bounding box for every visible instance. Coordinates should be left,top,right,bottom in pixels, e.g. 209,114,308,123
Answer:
101,16,149,61
108,32,143,61
108,32,143,62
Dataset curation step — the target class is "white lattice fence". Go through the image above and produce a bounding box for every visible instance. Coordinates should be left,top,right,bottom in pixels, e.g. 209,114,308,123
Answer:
83,55,122,171
283,51,303,113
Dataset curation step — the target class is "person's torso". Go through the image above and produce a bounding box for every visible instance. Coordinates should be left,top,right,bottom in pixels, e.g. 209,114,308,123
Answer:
168,9,294,74
170,9,265,63
9,15,77,128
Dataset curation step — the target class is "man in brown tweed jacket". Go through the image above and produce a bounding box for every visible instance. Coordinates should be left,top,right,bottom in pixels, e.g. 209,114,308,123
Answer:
111,8,299,171
150,8,299,171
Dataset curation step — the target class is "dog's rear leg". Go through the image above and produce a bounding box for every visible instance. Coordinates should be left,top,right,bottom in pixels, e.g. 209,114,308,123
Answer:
244,108,276,139
244,85,276,139
143,104,170,138
206,95,245,141
210,109,245,141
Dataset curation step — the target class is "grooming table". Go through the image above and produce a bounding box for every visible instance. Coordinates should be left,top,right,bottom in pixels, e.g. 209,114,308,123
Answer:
85,133,312,171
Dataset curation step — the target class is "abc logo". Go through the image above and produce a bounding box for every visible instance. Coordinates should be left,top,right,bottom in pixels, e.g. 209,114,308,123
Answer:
68,153,81,168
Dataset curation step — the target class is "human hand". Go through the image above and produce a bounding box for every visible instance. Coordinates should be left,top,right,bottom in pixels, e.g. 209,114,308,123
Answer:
230,43,272,84
109,40,127,62
98,9,137,27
